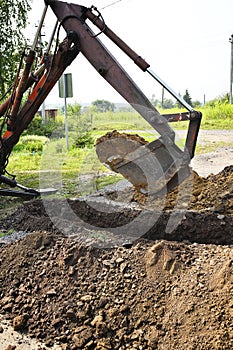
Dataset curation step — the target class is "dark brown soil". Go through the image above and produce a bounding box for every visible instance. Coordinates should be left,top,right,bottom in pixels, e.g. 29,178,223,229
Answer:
0,165,232,349
1,166,233,245
0,231,232,350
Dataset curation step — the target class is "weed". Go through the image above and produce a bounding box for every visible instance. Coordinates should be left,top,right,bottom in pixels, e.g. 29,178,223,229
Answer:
0,228,14,237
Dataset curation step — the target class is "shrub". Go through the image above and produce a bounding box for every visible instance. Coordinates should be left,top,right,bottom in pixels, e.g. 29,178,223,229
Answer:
24,115,60,137
73,132,94,148
13,135,49,153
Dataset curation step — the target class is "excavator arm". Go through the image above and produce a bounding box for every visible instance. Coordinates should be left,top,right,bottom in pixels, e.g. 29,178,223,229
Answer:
0,0,202,197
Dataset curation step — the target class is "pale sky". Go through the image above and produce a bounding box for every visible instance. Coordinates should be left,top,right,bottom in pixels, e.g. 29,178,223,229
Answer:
27,0,233,105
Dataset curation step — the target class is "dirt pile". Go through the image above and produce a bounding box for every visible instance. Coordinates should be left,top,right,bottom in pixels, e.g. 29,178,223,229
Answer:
164,165,233,214
96,130,148,147
131,165,233,213
0,165,232,349
0,231,232,350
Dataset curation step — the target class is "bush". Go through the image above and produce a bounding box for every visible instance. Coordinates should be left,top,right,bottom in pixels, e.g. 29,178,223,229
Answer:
73,132,94,148
24,115,58,137
13,135,49,153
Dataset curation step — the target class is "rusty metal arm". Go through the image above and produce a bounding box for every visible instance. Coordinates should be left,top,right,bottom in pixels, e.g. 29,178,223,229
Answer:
83,3,202,158
82,3,202,158
46,0,176,145
47,0,201,158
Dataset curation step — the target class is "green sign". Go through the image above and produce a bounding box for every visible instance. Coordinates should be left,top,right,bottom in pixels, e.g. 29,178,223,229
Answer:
58,73,73,98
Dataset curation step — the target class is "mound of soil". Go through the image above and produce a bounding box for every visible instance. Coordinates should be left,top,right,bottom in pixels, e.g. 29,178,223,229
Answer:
0,231,232,349
0,165,232,349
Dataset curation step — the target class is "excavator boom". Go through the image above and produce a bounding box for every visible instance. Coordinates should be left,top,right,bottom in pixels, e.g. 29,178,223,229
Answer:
0,0,202,197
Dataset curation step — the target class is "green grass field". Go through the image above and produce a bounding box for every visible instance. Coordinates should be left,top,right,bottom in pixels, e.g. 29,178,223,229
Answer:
91,104,233,130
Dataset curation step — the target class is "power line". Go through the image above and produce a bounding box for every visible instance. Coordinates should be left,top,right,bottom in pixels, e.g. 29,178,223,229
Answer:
100,0,124,10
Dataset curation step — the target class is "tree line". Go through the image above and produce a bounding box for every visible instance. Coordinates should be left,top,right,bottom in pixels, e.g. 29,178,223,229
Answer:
89,91,198,113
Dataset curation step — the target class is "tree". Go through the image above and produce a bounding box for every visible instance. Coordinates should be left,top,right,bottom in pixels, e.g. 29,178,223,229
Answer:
175,92,183,109
183,89,193,107
67,102,82,116
192,100,202,108
0,0,32,97
71,112,94,149
162,98,175,109
92,99,115,112
204,93,230,107
150,94,160,107
24,114,57,137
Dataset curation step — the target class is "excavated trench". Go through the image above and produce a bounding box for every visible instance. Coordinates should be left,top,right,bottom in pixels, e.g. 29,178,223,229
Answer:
0,164,233,247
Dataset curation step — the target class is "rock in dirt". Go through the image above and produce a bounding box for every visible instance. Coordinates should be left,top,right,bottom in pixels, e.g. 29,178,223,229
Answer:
5,346,16,350
13,314,27,331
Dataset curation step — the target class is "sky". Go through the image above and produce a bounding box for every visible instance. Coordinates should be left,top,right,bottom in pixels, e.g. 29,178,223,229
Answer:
26,0,233,106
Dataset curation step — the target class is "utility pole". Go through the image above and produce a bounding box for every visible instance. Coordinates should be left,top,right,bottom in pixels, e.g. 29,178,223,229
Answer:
161,87,164,108
230,34,233,104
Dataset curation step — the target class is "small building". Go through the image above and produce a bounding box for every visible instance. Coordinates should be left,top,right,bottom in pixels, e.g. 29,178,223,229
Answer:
44,108,58,119
38,103,62,122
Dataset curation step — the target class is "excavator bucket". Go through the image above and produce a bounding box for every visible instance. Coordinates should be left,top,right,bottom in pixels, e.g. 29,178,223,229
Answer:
96,131,191,195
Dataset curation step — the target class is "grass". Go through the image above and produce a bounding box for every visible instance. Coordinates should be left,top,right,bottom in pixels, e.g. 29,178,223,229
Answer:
92,110,149,130
90,104,233,131
195,140,233,154
0,229,14,237
2,103,233,203
6,142,123,199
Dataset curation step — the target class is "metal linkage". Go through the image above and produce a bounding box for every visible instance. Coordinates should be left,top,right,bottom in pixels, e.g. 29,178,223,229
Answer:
0,174,57,198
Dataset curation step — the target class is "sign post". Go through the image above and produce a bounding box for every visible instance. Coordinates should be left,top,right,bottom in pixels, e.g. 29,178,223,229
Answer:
58,73,73,149
230,34,233,104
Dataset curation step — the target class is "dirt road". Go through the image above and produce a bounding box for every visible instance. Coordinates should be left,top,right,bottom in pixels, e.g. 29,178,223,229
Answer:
184,129,233,176
191,146,233,176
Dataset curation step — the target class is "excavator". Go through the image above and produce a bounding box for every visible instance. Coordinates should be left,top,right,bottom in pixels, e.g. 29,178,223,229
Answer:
0,0,202,199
